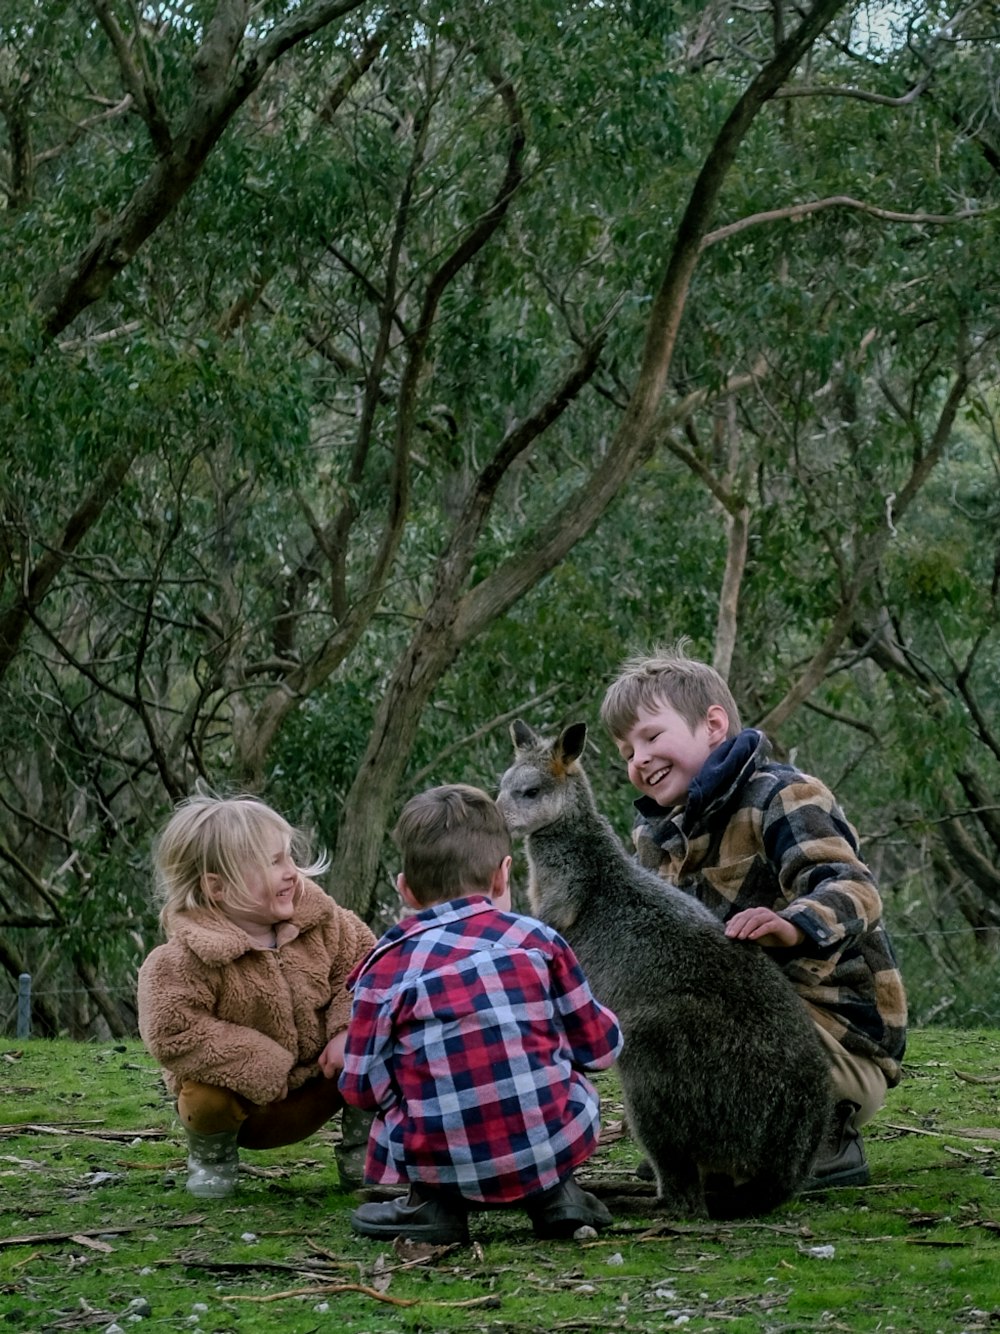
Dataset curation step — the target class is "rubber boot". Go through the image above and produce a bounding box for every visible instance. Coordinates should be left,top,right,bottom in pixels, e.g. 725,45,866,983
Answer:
335,1103,375,1191
185,1128,240,1199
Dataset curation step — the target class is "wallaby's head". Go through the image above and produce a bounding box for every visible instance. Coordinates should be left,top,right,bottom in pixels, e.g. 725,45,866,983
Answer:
496,719,590,838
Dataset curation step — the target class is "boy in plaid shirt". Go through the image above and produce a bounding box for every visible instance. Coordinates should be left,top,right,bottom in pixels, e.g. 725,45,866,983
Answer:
602,644,907,1189
339,783,623,1243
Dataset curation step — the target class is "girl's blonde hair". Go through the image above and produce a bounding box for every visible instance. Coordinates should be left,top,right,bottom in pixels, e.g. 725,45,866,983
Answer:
153,791,328,933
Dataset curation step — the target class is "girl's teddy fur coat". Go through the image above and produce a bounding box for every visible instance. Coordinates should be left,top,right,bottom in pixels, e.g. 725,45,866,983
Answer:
137,880,375,1107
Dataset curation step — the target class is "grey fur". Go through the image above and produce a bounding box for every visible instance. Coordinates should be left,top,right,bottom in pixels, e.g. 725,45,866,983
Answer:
496,719,831,1219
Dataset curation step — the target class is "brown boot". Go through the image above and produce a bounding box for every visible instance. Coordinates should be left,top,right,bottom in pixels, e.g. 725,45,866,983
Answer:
801,1100,870,1190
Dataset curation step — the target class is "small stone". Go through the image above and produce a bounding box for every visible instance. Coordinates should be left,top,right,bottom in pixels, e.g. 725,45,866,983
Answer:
804,1244,835,1260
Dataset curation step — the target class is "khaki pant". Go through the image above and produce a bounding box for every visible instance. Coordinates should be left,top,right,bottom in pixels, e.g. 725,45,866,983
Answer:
178,1074,346,1148
811,1019,888,1127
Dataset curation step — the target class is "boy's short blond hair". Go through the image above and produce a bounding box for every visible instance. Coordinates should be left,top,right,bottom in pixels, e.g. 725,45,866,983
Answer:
153,791,327,933
393,783,510,907
600,642,742,740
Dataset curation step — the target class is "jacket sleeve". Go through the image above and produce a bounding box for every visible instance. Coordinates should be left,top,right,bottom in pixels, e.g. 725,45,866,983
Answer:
137,945,293,1105
338,974,399,1112
324,903,378,1039
760,774,883,957
548,938,623,1072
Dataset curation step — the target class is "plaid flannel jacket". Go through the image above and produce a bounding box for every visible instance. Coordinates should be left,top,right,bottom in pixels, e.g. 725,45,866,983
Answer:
338,896,623,1202
632,728,907,1085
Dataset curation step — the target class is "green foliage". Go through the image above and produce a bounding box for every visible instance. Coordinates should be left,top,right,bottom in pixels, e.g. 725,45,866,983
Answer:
2,0,1000,1032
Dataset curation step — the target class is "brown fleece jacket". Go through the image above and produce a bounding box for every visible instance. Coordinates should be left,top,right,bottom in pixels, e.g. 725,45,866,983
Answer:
137,880,375,1107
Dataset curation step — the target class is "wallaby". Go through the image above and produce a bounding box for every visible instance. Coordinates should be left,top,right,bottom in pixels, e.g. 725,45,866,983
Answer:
496,719,832,1220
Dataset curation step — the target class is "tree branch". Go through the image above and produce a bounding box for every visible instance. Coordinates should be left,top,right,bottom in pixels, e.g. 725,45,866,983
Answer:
774,77,931,105
939,817,1000,906
454,0,850,643
242,52,527,780
0,54,36,209
38,0,379,337
0,838,63,915
702,195,988,251
0,446,139,683
757,358,971,734
90,0,173,154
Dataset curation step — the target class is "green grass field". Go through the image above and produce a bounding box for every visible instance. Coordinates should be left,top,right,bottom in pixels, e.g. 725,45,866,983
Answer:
1,1028,998,1332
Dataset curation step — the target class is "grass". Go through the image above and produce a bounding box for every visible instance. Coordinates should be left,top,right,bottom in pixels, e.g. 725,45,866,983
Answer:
0,1029,998,1333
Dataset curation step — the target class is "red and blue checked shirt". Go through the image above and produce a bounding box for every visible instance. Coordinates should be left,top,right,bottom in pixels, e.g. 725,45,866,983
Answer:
338,896,623,1203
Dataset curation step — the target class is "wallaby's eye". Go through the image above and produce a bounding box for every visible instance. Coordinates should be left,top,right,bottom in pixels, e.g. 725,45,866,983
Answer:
520,785,540,799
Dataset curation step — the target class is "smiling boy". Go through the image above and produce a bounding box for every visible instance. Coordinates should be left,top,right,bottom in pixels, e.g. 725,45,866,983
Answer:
601,644,907,1188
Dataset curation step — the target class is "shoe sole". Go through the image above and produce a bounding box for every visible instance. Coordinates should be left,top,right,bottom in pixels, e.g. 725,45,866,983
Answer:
350,1219,469,1244
799,1168,871,1191
530,1210,610,1240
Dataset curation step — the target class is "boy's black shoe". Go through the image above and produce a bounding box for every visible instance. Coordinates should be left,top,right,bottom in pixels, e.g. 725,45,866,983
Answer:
350,1186,470,1244
526,1174,612,1239
800,1100,870,1190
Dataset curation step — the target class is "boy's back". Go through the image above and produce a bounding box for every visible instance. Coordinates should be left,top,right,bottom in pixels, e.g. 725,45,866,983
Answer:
340,893,621,1200
340,782,622,1244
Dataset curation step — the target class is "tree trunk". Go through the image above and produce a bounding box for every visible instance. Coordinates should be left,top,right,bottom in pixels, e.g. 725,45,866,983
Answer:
331,0,851,917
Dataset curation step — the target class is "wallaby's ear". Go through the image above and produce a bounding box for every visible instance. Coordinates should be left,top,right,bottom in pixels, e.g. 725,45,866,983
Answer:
511,719,538,752
555,721,587,766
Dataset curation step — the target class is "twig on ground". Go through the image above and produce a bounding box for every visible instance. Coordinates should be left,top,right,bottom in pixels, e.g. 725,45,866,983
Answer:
885,1122,1000,1141
0,1122,167,1140
222,1282,501,1308
0,1216,205,1248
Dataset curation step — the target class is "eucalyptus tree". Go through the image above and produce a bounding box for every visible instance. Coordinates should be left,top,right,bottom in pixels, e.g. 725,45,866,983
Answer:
0,0,996,1034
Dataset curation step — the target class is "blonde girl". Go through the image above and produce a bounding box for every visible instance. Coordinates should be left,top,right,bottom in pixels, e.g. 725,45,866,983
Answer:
137,793,376,1199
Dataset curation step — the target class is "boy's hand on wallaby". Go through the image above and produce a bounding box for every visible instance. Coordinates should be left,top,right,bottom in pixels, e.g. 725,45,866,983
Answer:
725,907,804,949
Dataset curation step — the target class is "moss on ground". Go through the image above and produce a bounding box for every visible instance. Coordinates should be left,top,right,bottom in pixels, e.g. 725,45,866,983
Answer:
0,1028,998,1333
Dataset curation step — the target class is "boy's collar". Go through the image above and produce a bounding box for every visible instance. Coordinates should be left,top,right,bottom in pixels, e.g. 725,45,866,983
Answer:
401,892,493,923
349,894,497,983
689,727,765,811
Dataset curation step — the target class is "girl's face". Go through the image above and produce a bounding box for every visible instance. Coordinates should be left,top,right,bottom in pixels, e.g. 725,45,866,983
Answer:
214,826,300,937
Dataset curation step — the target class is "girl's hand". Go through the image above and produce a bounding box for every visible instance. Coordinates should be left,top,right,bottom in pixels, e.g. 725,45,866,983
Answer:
724,907,804,949
318,1030,348,1078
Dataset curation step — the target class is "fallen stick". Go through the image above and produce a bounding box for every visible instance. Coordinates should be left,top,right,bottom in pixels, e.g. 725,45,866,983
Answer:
0,1123,167,1141
884,1122,1000,1142
0,1217,204,1249
222,1283,500,1309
